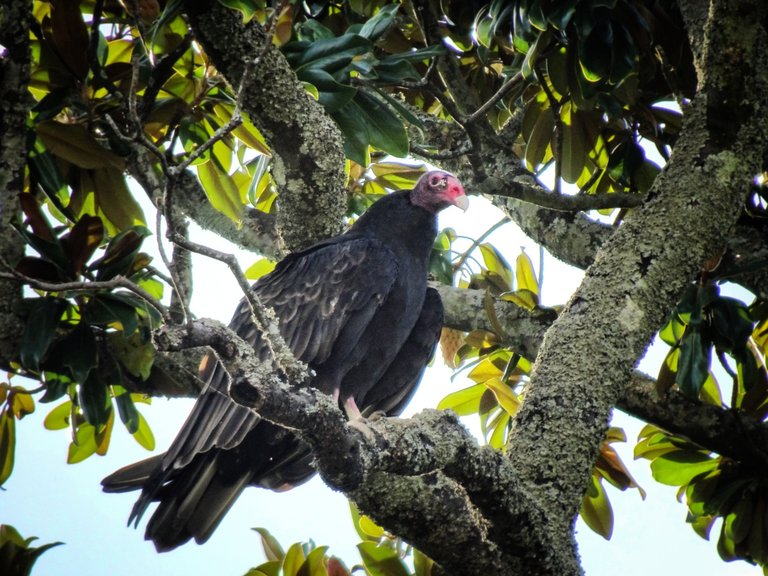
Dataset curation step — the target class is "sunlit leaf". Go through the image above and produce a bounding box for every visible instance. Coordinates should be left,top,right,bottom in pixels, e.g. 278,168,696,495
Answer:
253,528,285,563
107,331,155,381
282,542,306,576
479,244,513,289
651,451,718,486
515,251,539,297
197,160,244,225
246,258,277,280
44,401,72,431
357,542,410,576
0,411,16,485
580,475,613,539
132,411,155,450
437,384,485,416
68,422,98,463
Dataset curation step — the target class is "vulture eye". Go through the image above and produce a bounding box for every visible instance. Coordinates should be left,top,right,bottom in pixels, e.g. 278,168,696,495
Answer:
429,175,447,189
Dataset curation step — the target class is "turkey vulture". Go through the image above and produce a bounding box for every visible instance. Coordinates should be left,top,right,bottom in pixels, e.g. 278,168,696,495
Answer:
102,170,467,551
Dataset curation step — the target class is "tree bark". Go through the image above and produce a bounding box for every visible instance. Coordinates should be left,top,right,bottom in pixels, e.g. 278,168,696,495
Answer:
184,0,347,252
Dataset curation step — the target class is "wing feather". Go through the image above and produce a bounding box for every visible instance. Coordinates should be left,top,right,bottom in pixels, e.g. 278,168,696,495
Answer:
125,236,399,524
360,287,443,417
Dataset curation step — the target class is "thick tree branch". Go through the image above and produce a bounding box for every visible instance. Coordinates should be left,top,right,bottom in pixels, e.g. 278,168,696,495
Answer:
0,0,32,365
128,147,281,258
505,3,768,574
432,283,555,360
622,373,768,468
185,0,346,252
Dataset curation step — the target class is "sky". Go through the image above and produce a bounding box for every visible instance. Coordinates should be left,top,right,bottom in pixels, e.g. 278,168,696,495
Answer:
2,194,762,576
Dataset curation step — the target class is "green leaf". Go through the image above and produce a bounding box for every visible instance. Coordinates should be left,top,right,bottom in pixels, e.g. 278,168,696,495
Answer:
115,392,140,434
354,91,409,158
28,139,68,206
0,524,63,575
253,528,285,563
67,423,98,464
132,411,155,450
677,329,711,398
87,294,140,335
359,4,399,40
297,68,357,113
282,542,306,576
580,475,613,539
59,323,98,385
0,411,16,486
357,542,410,576
78,373,111,428
197,159,244,225
650,451,718,486
295,34,370,69
43,401,72,431
437,384,485,416
39,374,70,403
20,298,67,372
332,102,370,166
107,330,155,381
479,244,513,289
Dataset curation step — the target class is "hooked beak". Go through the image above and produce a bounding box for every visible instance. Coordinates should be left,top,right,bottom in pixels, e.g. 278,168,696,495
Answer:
453,193,469,212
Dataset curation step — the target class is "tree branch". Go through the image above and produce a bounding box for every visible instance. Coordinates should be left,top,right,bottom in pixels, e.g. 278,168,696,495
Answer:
0,0,33,365
506,3,768,573
185,0,347,252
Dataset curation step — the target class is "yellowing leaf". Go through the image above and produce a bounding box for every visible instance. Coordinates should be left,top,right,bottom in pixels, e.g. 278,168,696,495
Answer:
37,121,125,170
580,475,613,539
501,290,538,311
358,514,384,539
282,542,306,576
95,408,115,456
483,377,520,416
515,251,539,297
132,411,155,450
468,358,503,384
67,423,98,464
44,401,72,431
92,166,147,231
246,258,276,280
197,160,244,226
0,411,16,485
11,392,35,419
479,244,513,289
437,384,485,416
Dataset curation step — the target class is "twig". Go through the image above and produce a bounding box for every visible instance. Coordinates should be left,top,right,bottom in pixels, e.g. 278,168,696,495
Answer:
0,269,170,323
536,65,563,195
466,72,524,125
453,217,510,272
481,175,645,211
411,142,471,160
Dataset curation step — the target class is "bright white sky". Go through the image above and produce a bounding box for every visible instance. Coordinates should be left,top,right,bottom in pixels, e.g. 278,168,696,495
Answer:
2,190,761,576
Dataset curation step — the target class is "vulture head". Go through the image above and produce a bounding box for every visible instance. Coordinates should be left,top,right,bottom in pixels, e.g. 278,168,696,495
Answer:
411,170,468,213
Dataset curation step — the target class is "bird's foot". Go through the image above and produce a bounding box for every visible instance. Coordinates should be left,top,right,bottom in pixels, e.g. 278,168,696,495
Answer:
347,417,377,444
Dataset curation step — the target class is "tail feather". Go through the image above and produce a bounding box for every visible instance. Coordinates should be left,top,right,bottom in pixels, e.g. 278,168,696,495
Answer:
145,454,252,552
101,455,165,493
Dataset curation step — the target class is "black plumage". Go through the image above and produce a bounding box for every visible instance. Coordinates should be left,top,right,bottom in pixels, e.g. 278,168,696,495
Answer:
102,170,467,551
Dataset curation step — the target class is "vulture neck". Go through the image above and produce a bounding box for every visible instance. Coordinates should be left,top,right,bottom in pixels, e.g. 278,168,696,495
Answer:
350,191,437,255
